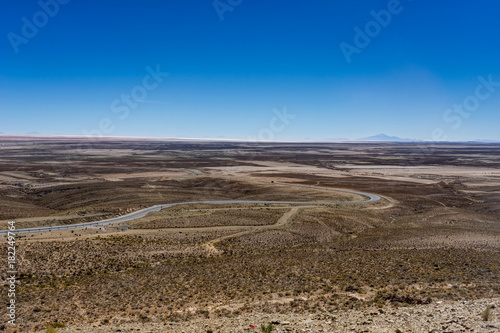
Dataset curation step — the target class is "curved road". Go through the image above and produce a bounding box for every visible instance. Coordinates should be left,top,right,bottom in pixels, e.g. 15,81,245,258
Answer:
2,177,380,235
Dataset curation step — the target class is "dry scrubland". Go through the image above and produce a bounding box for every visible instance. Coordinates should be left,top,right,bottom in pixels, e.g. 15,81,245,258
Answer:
0,138,499,332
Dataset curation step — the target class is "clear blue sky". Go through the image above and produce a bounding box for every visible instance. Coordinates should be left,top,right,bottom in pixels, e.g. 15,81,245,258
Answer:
1,0,500,141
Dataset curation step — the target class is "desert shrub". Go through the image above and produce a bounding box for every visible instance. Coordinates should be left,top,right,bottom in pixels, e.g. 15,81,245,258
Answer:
261,322,275,332
45,322,65,333
46,322,65,328
481,305,494,321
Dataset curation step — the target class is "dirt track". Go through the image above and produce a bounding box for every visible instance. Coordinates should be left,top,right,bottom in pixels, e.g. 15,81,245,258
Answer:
203,206,301,254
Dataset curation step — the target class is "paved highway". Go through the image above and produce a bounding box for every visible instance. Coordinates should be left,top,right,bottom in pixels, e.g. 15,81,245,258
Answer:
1,177,380,235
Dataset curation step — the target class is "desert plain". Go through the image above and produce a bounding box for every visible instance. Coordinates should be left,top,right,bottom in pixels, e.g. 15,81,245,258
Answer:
0,137,499,332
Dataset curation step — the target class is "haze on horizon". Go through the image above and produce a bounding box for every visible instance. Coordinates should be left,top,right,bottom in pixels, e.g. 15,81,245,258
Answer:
1,0,500,141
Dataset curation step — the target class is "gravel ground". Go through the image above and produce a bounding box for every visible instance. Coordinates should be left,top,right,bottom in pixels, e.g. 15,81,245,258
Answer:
43,297,499,333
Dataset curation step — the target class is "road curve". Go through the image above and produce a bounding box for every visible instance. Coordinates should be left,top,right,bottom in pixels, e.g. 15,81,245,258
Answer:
1,179,380,235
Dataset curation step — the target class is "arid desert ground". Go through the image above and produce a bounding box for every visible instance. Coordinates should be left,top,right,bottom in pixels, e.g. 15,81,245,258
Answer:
0,137,499,332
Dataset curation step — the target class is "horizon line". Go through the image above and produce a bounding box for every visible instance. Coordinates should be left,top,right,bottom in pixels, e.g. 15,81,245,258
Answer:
0,134,498,144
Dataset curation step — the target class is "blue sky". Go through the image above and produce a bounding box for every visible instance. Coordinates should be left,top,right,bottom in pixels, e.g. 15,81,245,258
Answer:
1,0,500,141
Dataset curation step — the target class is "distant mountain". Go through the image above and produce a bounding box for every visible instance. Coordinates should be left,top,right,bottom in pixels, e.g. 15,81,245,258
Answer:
357,133,416,142
469,139,500,143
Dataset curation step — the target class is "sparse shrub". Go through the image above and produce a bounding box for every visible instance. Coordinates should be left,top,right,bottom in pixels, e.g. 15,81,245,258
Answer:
139,313,151,322
261,322,275,332
481,304,494,321
45,322,65,333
